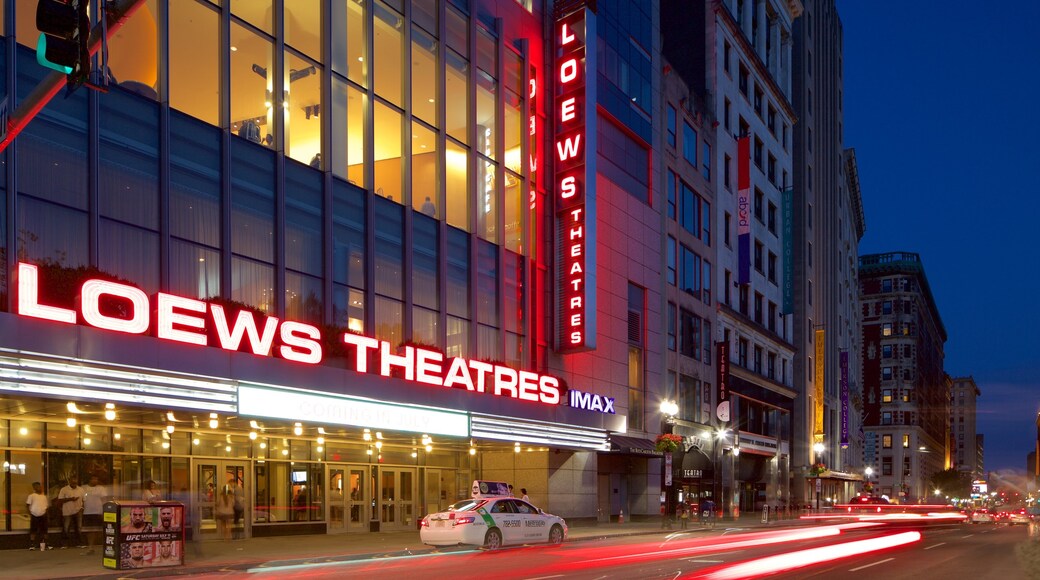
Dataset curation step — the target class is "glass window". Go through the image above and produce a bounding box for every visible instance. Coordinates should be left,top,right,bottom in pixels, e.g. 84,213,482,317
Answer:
232,257,275,314
374,0,404,106
170,0,220,125
447,315,469,358
332,0,367,87
445,50,470,145
503,250,523,334
477,324,499,361
331,80,366,186
232,0,273,33
375,296,403,346
503,169,522,253
107,0,160,97
333,180,366,289
412,26,439,126
413,306,439,347
170,112,221,247
374,102,403,203
504,89,522,175
285,0,322,61
334,286,365,333
476,71,497,161
169,241,220,299
412,213,439,310
286,271,323,323
285,162,323,276
446,6,468,56
666,105,676,147
285,51,322,167
447,227,470,319
682,122,696,166
231,141,275,263
476,239,498,326
476,26,496,78
446,140,469,230
477,158,497,243
18,198,88,268
11,420,43,449
373,196,403,299
99,221,160,292
412,121,440,217
231,22,274,149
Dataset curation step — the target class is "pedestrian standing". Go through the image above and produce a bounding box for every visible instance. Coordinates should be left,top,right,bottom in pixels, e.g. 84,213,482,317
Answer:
678,503,689,529
143,480,161,503
58,476,86,548
26,482,51,550
520,488,530,503
81,475,109,553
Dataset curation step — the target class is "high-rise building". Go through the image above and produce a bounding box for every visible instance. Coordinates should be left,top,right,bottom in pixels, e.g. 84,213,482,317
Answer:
949,376,982,479
859,252,949,502
791,0,865,506
663,0,802,517
0,0,674,546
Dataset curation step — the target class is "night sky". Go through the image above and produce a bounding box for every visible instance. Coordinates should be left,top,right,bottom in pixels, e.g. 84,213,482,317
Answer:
838,1,1040,474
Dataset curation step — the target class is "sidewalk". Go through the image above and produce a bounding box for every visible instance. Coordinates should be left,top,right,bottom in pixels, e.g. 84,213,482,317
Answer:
2,514,801,579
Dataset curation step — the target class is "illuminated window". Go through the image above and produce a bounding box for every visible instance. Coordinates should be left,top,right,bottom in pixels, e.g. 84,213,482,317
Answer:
882,435,892,449
882,323,893,336
882,390,892,403
902,434,910,448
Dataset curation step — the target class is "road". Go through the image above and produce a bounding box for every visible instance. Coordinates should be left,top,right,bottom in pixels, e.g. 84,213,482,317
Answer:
189,522,1036,579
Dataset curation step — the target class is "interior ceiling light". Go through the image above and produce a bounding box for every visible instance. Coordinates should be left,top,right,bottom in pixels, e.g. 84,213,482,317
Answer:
66,402,85,414
425,444,433,452
104,404,116,421
66,416,76,428
167,424,175,434
294,423,303,436
208,413,219,429
249,431,258,440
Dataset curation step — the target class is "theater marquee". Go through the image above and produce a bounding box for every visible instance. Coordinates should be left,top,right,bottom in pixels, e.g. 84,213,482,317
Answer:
554,1,596,353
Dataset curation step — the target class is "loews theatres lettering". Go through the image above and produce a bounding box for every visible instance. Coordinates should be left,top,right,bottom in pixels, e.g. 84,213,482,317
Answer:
555,3,595,352
15,262,560,405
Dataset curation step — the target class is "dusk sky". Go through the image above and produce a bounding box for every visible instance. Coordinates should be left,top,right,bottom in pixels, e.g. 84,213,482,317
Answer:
838,1,1040,473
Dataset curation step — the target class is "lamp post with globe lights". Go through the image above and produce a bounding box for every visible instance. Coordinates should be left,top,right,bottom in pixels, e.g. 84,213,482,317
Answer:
659,400,679,528
812,442,825,511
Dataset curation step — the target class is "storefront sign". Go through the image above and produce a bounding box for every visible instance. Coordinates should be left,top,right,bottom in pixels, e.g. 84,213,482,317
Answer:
716,341,730,423
567,388,615,414
814,329,825,438
554,2,597,353
16,262,561,406
238,385,469,437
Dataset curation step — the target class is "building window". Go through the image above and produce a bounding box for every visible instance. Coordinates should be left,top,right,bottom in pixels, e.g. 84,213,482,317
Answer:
628,283,646,431
738,338,749,367
767,252,777,284
882,300,892,315
724,99,731,132
882,412,892,425
882,279,893,293
681,245,701,299
767,352,776,379
882,367,893,380
882,345,892,358
702,260,712,305
702,142,712,181
882,389,892,403
683,122,697,167
882,323,893,336
754,189,764,222
753,346,762,374
724,212,732,246
667,236,677,285
903,457,911,477
724,41,731,75
882,434,892,448
667,105,677,147
767,202,777,234
667,302,677,351
724,154,732,189
754,292,763,324
902,434,910,448
667,170,677,220
754,240,763,273
882,457,892,475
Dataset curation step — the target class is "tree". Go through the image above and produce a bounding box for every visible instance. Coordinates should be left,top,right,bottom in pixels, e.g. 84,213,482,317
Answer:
928,468,971,500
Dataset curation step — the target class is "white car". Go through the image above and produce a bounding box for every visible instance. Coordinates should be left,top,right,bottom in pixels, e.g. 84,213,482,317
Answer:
970,509,994,524
420,497,568,549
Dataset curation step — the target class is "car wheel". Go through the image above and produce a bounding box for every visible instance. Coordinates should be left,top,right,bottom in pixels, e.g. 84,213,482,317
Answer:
549,524,564,545
484,528,503,550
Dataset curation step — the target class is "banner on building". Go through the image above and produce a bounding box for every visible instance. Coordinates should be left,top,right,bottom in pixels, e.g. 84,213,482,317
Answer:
840,350,849,449
782,187,793,314
737,135,751,285
554,1,597,353
814,329,824,437
716,341,730,423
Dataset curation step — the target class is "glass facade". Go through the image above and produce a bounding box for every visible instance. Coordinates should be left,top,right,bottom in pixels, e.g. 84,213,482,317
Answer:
3,0,538,360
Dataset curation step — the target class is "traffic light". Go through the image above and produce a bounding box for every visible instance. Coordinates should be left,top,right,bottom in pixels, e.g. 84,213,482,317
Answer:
35,0,89,80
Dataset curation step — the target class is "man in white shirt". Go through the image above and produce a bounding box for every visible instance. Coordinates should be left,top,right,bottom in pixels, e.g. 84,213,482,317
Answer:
81,476,109,552
26,482,51,550
57,476,86,549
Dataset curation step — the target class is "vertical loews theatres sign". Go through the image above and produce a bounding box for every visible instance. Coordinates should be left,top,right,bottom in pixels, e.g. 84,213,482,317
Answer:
554,1,597,352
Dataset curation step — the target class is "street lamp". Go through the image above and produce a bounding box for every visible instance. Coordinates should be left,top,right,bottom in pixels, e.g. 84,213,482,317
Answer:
813,442,825,511
703,427,729,521
660,400,679,529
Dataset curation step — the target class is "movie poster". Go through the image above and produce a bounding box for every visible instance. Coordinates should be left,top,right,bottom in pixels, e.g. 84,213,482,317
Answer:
103,502,184,569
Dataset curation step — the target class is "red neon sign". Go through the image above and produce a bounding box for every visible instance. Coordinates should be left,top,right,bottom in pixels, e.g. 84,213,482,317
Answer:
554,5,595,352
16,262,559,405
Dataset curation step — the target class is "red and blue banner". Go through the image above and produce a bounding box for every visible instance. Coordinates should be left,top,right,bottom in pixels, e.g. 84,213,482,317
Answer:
737,135,750,285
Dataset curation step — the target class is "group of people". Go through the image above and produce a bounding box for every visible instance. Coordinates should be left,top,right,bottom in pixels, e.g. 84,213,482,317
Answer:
26,475,110,551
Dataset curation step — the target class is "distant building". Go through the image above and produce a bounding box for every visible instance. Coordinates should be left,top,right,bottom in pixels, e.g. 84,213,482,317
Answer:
858,252,948,502
792,0,866,506
949,376,982,479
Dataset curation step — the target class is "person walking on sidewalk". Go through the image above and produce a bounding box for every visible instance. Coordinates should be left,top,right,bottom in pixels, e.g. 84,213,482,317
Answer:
82,475,109,554
26,482,51,550
58,476,86,548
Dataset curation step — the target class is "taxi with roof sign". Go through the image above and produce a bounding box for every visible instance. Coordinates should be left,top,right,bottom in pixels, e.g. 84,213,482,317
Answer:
420,481,567,549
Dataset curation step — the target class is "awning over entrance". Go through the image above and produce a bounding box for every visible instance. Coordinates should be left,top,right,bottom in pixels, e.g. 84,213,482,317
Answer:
813,470,864,482
676,448,713,480
609,435,662,457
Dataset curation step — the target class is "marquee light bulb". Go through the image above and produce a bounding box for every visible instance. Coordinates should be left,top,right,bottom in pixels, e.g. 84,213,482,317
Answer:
167,424,175,434
249,431,258,440
105,409,116,421
469,448,477,456
317,436,325,445
425,444,433,452
294,423,303,436
375,441,383,450
66,416,76,428
209,418,219,429
192,438,200,445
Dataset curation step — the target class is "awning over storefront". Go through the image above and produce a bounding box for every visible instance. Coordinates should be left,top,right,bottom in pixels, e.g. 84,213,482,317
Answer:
608,435,662,457
814,470,864,482
676,448,713,480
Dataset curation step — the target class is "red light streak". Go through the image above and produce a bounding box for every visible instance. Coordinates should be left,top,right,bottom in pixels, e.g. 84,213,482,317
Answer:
688,530,921,579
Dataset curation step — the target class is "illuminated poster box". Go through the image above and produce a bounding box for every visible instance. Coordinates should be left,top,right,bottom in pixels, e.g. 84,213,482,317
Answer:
102,501,185,570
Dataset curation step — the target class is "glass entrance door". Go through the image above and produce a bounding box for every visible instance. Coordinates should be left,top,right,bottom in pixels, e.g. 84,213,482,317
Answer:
379,468,415,531
195,461,248,539
328,465,368,532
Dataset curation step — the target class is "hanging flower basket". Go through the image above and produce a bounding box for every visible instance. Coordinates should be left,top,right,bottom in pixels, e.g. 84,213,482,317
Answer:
654,433,683,453
807,462,827,477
